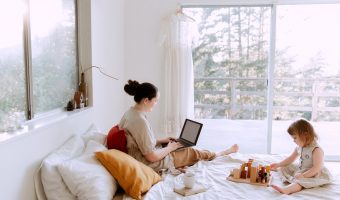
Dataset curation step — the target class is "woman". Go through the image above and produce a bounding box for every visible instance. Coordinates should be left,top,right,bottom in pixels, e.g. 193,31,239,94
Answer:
119,80,239,174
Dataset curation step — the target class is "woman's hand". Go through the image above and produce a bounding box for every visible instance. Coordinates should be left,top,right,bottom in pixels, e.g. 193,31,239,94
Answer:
145,141,183,163
157,137,177,145
167,141,183,151
168,137,177,142
166,137,177,143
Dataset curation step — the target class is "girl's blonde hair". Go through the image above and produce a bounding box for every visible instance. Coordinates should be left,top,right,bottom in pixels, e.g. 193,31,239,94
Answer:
287,119,318,146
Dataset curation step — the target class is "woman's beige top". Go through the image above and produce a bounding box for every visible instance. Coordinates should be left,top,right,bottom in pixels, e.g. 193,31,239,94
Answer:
118,107,176,173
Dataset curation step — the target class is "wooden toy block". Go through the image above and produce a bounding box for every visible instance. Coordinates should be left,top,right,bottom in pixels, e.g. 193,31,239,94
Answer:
227,159,272,187
232,168,241,179
227,174,272,187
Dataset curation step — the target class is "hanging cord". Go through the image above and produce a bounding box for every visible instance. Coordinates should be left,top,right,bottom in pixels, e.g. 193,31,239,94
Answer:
82,65,119,80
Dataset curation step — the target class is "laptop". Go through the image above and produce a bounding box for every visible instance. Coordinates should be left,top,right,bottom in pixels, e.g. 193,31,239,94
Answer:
174,119,203,151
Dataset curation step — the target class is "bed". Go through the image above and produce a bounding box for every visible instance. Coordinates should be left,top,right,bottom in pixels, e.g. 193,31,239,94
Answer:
35,126,340,200
121,153,340,200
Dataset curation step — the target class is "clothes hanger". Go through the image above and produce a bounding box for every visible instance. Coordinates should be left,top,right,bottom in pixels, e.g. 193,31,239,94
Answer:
176,4,195,22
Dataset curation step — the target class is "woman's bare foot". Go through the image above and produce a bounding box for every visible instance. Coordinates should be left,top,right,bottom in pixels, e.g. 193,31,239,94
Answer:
177,166,188,173
217,144,239,156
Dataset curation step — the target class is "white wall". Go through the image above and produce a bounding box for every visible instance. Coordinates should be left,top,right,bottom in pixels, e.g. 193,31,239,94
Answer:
124,0,176,137
92,0,127,133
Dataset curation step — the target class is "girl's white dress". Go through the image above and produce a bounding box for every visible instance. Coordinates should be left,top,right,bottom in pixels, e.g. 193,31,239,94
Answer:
279,141,332,188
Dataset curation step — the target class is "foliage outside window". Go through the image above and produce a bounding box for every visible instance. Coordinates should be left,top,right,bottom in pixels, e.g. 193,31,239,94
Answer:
184,4,340,122
185,6,271,120
273,5,340,121
0,0,77,132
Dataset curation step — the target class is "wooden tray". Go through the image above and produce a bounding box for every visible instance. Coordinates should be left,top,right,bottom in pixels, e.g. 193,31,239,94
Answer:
227,174,272,187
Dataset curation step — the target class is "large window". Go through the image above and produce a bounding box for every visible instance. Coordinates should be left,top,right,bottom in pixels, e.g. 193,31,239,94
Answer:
0,0,78,132
184,3,340,160
189,6,271,120
272,4,340,158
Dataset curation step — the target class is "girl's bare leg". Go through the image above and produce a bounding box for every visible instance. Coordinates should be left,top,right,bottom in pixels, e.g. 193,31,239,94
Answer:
216,144,239,156
271,183,302,195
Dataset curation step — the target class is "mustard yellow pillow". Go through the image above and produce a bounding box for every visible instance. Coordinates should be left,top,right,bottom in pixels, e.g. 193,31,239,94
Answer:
95,149,161,200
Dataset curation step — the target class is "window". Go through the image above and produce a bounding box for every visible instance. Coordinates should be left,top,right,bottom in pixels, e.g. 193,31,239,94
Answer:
272,4,340,158
0,0,78,132
188,6,271,120
184,2,340,160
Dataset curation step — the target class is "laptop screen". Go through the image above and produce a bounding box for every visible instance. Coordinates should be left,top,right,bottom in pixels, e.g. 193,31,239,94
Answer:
179,119,203,145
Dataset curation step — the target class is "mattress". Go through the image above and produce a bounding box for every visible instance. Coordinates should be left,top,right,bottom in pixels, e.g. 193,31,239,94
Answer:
121,153,340,200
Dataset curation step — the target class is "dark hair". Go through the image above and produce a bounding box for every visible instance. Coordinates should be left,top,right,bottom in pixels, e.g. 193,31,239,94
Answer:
287,118,318,146
124,80,158,103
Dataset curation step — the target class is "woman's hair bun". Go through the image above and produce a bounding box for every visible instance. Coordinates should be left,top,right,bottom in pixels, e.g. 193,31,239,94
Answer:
124,80,140,96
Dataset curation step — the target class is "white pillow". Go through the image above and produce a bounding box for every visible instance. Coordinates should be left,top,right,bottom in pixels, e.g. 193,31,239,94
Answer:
82,124,107,145
58,140,118,200
41,135,85,200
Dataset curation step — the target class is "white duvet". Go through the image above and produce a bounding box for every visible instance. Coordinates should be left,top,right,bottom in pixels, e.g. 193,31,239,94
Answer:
120,153,340,200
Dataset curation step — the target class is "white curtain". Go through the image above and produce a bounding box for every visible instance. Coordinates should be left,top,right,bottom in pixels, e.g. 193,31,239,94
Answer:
160,13,197,137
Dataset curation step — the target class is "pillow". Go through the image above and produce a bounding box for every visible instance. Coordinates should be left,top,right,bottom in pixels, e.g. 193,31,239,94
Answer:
95,149,161,200
82,124,106,145
41,135,85,200
106,125,127,153
58,140,118,200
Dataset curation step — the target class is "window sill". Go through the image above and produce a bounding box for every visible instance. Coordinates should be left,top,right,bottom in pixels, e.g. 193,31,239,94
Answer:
0,107,93,145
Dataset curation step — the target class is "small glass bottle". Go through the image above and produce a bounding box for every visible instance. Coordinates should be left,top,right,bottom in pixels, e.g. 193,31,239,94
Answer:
79,73,88,107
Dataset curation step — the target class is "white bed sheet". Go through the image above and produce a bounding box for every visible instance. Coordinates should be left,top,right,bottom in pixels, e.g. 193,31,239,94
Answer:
120,153,340,200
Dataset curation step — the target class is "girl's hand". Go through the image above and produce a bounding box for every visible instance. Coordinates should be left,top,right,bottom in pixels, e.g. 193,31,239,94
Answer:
270,163,279,170
294,173,304,179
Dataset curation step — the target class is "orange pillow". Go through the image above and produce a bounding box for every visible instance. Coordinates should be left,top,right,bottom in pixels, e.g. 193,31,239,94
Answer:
95,149,161,200
106,125,127,153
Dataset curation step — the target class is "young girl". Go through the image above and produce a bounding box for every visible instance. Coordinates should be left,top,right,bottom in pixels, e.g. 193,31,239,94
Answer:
118,80,239,174
270,119,332,194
